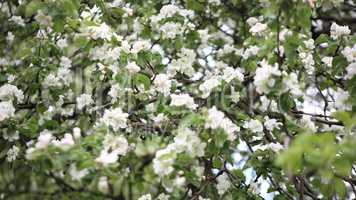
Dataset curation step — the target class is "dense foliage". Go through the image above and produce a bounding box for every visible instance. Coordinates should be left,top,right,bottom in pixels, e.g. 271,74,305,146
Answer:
1,0,356,199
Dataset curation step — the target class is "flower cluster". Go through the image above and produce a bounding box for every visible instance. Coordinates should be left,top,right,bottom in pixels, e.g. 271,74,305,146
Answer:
100,107,129,131
96,134,130,166
26,128,80,159
205,106,240,141
153,128,206,176
253,60,281,94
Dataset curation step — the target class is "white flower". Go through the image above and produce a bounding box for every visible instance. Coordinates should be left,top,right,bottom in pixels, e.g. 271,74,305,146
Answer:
125,61,140,74
0,58,9,66
131,40,151,54
6,145,19,162
170,93,197,110
279,28,292,42
3,131,19,142
334,88,351,111
103,134,129,156
69,164,89,181
205,106,226,130
256,143,284,152
205,107,239,141
153,126,206,176
154,74,172,96
283,72,302,97
321,56,333,67
73,127,81,140
254,60,281,94
7,74,16,83
9,16,25,26
101,107,129,131
98,176,109,193
35,11,52,26
160,22,183,39
217,44,236,56
152,113,168,125
342,45,356,63
243,119,263,133
299,52,315,74
220,119,240,141
35,130,53,149
158,5,180,18
25,147,36,160
109,84,121,101
0,101,15,121
230,87,240,103
345,62,356,79
122,6,133,17
215,61,229,69
264,116,281,131
138,194,152,200
242,46,260,59
246,17,259,26
268,143,284,151
76,94,94,110
153,146,176,176
259,96,278,112
249,22,267,35
167,48,196,77
299,115,317,132
198,29,210,46
96,134,129,166
146,103,155,112
157,193,170,200
208,0,220,5
172,128,206,157
89,45,111,61
85,23,112,40
216,173,231,195
174,176,186,187
95,149,119,166
60,56,72,68
199,77,220,98
57,67,73,85
304,39,315,50
320,43,328,48
107,0,123,7
57,38,68,49
52,133,75,151
194,166,204,181
222,67,244,83
0,84,24,102
6,32,14,43
330,22,350,40
43,74,60,88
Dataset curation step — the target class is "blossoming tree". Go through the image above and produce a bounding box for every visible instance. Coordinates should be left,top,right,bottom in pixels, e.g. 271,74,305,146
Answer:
1,0,356,199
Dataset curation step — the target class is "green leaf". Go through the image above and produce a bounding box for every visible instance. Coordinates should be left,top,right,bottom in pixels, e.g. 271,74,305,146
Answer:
296,4,311,30
60,0,79,17
332,56,348,75
315,34,330,45
179,113,204,127
212,157,222,168
133,73,151,90
278,92,295,112
334,179,346,199
25,0,44,17
333,157,351,177
332,111,353,128
186,0,205,12
53,19,66,32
